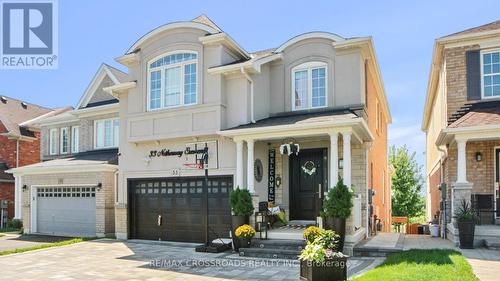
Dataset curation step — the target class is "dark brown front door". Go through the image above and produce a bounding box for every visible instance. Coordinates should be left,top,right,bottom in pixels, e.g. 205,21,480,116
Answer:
128,176,233,242
289,148,327,220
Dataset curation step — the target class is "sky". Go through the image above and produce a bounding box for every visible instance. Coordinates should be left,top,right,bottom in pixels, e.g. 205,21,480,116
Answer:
1,0,500,170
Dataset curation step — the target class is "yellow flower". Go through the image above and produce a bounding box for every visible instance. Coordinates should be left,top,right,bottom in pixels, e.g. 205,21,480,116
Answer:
235,224,256,238
303,226,321,244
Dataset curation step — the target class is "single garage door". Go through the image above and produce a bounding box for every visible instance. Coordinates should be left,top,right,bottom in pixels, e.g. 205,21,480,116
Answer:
129,176,233,243
36,187,96,237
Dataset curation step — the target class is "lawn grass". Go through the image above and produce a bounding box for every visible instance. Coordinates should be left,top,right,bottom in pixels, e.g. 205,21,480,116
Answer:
353,249,478,281
0,227,21,233
0,237,96,256
0,234,4,238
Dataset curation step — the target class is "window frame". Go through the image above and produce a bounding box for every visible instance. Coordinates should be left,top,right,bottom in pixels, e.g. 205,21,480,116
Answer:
291,61,328,111
59,127,69,154
49,128,58,155
93,118,119,149
146,51,198,111
480,48,500,99
71,126,80,153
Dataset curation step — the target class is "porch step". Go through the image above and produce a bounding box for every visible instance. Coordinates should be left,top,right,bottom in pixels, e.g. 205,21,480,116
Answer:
484,240,500,250
352,246,402,257
238,239,305,259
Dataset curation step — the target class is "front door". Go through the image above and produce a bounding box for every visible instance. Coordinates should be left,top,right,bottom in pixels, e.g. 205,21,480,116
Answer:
289,148,327,220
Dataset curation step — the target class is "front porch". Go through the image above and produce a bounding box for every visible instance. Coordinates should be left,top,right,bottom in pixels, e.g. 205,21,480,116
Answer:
218,111,373,253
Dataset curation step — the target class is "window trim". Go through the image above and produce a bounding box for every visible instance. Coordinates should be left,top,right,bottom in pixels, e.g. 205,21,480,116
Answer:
49,128,58,155
71,126,79,153
146,50,199,111
93,118,119,149
59,127,69,154
291,61,328,111
480,48,500,99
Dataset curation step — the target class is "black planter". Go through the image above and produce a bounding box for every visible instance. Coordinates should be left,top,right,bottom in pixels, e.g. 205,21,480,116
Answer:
457,221,475,249
231,215,249,250
324,218,346,252
300,258,347,281
238,238,251,249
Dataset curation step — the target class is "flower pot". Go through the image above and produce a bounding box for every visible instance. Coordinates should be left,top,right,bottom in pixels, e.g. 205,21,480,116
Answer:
324,218,346,252
300,258,347,281
457,220,475,249
238,237,252,249
232,215,249,250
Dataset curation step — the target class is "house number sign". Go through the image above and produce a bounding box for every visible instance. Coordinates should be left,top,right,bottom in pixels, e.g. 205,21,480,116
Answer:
268,149,276,202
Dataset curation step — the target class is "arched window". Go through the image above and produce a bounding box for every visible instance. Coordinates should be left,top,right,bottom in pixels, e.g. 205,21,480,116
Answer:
292,62,327,110
148,52,198,110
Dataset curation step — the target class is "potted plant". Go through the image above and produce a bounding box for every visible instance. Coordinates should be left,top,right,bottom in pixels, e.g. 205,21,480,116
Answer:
299,227,347,281
454,199,476,249
230,187,254,249
235,224,256,250
321,178,353,252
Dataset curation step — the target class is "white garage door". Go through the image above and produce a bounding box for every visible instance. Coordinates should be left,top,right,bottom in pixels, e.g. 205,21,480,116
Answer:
36,187,96,237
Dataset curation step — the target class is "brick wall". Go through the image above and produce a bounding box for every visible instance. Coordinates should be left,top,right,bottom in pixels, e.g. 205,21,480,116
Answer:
0,182,14,220
444,45,480,121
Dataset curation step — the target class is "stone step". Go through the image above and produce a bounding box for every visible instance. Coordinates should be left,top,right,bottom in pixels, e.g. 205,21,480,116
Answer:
238,247,301,260
250,239,306,251
484,240,500,250
352,246,402,257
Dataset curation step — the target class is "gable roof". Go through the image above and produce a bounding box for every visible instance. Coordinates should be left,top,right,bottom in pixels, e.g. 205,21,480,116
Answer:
0,95,52,138
75,64,127,109
442,20,500,38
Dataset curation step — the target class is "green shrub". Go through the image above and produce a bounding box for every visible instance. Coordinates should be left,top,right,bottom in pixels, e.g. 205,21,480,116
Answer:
230,187,254,216
321,178,353,219
7,219,22,229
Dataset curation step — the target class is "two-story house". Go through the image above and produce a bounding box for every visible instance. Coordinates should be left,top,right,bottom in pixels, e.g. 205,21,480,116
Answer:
104,15,391,252
423,21,500,246
8,64,127,237
0,96,56,224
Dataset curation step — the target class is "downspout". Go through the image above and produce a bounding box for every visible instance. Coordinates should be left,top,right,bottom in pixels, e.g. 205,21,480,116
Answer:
240,66,255,123
16,139,19,167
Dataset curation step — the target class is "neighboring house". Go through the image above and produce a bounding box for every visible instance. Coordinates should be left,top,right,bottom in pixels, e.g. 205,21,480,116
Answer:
8,64,127,237
104,15,391,252
0,96,55,224
422,21,500,245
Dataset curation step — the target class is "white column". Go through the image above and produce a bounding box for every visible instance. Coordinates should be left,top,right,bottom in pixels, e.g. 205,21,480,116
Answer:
14,175,22,219
246,139,255,193
456,138,468,183
236,140,244,188
342,131,352,189
329,132,339,188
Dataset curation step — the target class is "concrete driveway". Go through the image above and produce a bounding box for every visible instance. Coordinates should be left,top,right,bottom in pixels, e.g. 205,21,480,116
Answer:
0,239,381,281
0,233,70,252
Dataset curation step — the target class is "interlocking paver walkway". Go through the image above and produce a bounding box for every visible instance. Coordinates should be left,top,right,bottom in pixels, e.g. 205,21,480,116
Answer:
0,239,382,280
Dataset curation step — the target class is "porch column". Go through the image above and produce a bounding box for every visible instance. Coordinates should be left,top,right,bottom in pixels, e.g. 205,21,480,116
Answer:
246,139,255,193
342,131,352,189
329,132,339,189
456,138,468,183
235,140,244,188
14,175,22,219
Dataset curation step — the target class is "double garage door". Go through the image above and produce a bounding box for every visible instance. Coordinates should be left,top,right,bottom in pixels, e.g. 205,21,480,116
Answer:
36,187,96,237
129,176,233,243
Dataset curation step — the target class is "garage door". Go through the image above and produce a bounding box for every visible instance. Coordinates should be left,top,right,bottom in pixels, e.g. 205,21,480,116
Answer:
36,187,96,237
129,176,233,243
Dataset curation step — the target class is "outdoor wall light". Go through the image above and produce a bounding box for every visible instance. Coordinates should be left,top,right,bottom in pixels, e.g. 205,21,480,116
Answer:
475,152,482,162
276,176,281,187
22,185,27,191
96,182,103,191
339,159,344,169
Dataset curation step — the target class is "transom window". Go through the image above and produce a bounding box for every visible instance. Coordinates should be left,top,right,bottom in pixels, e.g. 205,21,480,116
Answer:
292,62,327,110
94,118,119,149
148,52,198,110
482,51,500,98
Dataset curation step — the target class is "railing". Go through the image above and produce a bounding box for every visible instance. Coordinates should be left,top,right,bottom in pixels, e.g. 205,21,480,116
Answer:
471,194,496,225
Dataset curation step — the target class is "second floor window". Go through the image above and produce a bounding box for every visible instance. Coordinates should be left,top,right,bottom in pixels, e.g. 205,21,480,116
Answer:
483,51,500,98
71,126,79,153
94,119,119,149
292,62,327,110
49,128,58,155
60,127,69,154
148,52,198,110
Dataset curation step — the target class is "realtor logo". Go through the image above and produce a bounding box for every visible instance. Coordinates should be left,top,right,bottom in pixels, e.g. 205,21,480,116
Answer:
1,0,58,69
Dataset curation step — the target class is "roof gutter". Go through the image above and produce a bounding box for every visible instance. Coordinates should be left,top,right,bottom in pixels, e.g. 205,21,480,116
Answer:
240,66,255,123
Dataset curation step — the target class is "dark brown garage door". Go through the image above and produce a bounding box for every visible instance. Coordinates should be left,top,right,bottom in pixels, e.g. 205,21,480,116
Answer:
128,176,233,243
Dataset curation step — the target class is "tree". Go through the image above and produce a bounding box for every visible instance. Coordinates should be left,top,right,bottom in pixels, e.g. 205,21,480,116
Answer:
389,145,425,218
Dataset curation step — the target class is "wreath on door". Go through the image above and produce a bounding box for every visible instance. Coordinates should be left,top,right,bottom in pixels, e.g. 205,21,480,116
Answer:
301,160,317,176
